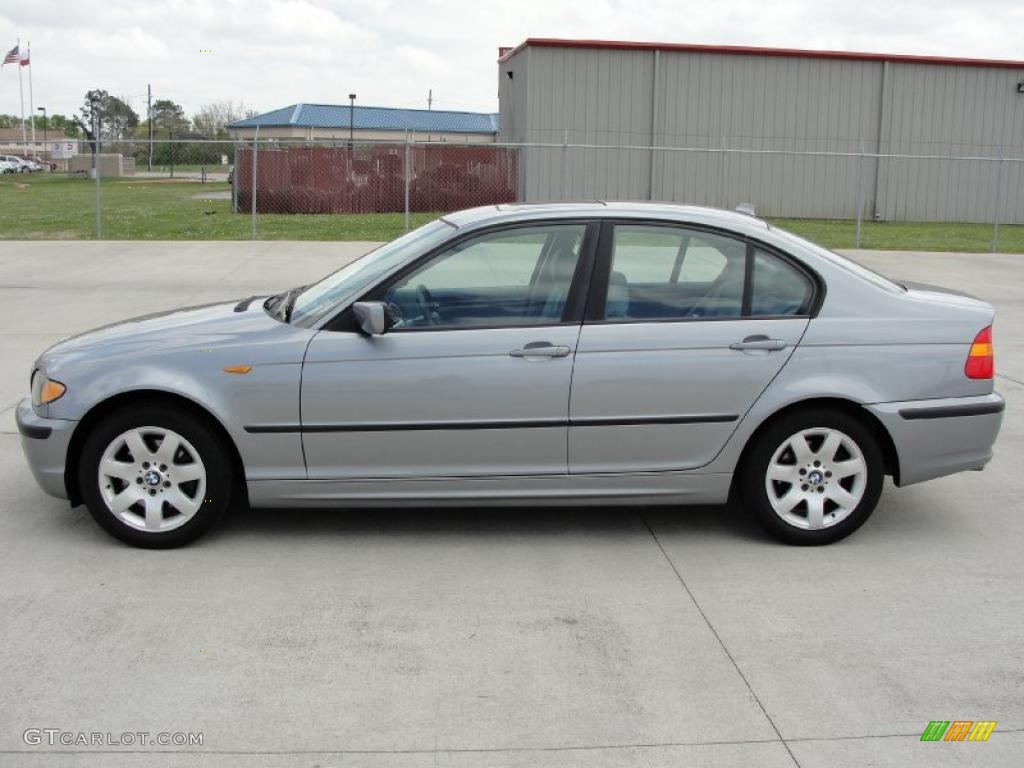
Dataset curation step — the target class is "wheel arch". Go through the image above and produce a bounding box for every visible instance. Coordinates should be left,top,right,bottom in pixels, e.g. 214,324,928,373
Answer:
730,396,900,501
64,389,247,507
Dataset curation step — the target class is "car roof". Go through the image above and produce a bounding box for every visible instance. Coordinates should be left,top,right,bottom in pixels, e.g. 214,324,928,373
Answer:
441,201,770,233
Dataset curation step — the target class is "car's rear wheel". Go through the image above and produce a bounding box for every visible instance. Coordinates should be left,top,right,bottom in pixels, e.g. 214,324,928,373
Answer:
79,405,233,548
740,408,884,545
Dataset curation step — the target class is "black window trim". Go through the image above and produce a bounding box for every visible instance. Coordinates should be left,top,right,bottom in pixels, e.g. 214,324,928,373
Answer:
584,218,824,326
320,219,601,334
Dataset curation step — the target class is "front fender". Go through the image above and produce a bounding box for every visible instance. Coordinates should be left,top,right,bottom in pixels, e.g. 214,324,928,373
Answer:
45,330,313,482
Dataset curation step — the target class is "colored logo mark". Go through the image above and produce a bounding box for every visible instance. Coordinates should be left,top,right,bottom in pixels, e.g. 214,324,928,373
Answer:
920,721,996,742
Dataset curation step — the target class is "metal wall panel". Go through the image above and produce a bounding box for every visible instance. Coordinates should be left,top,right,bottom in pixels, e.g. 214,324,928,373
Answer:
499,44,1024,223
877,62,1024,222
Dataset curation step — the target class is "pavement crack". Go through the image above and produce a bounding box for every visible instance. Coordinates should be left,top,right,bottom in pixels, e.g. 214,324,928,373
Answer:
640,513,803,768
996,372,1024,387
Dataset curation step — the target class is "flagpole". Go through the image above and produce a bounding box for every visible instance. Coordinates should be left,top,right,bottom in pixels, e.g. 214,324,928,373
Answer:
27,42,35,147
17,39,26,144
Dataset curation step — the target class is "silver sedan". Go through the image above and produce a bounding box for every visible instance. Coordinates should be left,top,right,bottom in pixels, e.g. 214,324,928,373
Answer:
18,203,1005,547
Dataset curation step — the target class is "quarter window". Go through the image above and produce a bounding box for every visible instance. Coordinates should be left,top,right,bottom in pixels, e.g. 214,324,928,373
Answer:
749,249,812,317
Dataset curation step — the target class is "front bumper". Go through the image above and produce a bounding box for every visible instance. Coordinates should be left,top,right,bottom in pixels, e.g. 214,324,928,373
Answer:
867,392,1005,486
16,398,75,500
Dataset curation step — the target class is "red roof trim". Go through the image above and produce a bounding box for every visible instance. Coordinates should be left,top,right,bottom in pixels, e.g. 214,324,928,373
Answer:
498,38,1024,70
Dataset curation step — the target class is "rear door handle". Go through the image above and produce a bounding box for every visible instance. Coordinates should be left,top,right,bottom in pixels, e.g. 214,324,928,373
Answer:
729,335,787,352
509,342,572,358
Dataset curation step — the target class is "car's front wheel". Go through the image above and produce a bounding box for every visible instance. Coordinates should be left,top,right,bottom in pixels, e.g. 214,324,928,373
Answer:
79,405,234,548
741,408,884,545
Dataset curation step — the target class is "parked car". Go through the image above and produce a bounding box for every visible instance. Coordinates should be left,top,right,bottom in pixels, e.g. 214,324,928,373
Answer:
18,203,1004,548
0,154,37,173
0,157,18,174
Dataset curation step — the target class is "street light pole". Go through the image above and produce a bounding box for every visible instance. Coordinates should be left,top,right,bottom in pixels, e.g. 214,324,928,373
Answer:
37,106,47,146
348,93,356,148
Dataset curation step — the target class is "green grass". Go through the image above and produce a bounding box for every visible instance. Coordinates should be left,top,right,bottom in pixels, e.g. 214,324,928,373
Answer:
0,174,437,240
2,174,1023,250
141,164,231,174
769,218,1024,254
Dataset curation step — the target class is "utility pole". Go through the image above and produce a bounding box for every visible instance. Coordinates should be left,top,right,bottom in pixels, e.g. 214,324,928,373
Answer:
427,89,432,110
147,83,153,171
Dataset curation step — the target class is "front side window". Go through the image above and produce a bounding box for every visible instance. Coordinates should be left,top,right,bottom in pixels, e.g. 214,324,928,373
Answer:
383,224,587,330
606,225,747,320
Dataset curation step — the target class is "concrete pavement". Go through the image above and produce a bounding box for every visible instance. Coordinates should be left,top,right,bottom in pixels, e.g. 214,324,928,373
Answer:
0,241,1021,767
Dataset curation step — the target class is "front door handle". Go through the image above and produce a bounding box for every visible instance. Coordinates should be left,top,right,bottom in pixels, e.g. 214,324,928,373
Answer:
729,335,787,352
509,342,572,358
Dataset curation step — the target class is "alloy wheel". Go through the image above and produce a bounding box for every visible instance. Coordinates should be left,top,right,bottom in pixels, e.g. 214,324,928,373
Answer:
97,426,207,533
764,427,868,530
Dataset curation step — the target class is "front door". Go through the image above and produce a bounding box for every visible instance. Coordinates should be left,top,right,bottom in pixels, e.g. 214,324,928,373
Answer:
569,222,814,473
301,221,595,479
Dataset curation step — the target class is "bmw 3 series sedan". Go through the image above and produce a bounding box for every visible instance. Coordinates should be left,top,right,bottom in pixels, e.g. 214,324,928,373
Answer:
18,203,1004,547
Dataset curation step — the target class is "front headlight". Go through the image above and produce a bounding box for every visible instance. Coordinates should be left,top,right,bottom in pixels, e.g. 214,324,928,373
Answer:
31,370,66,406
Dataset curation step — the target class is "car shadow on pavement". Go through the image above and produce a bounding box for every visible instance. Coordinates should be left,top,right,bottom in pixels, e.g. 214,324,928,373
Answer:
206,501,770,546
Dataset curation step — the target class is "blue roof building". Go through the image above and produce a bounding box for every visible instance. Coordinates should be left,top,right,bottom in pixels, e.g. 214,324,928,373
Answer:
227,103,499,142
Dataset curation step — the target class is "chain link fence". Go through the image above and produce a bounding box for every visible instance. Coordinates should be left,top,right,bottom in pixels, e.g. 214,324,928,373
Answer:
0,138,1021,249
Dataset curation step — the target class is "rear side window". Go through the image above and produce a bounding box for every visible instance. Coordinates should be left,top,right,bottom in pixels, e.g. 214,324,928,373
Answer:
601,224,813,321
607,225,746,320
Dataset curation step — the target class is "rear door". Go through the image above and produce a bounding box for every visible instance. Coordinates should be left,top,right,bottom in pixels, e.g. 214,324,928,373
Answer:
569,221,815,473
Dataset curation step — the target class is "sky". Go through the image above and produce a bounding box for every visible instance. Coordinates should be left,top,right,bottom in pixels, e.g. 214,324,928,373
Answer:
1,0,1022,121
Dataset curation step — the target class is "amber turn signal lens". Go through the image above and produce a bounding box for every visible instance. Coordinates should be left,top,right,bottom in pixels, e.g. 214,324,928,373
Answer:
37,379,66,405
223,365,253,375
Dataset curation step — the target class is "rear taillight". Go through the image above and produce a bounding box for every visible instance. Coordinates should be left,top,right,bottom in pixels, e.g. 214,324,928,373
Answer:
965,326,994,379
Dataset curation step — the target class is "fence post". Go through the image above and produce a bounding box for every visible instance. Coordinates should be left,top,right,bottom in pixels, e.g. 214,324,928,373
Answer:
231,144,238,213
992,148,1003,253
93,116,101,239
404,132,411,233
560,130,568,201
855,139,866,249
719,136,727,208
250,127,259,240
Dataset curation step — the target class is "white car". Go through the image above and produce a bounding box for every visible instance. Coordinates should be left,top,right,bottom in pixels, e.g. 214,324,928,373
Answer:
0,158,19,174
0,155,34,173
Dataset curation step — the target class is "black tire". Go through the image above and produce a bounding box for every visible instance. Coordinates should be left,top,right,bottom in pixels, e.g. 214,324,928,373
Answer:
78,404,234,548
739,408,884,545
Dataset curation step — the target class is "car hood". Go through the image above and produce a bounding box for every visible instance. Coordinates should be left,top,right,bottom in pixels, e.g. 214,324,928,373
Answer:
42,298,283,362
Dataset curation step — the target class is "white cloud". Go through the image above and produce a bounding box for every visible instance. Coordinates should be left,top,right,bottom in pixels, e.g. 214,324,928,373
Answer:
0,0,1021,120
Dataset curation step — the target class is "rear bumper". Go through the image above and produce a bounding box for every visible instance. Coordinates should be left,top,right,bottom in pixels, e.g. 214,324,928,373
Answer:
867,393,1005,486
16,398,75,500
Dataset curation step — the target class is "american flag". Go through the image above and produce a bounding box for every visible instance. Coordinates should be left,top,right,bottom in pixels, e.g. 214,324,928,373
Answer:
1,45,18,66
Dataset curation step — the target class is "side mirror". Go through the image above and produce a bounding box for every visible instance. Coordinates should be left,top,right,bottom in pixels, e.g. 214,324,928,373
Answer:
352,301,390,336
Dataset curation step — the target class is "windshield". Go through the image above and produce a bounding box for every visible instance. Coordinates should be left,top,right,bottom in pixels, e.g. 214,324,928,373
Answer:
768,225,905,294
288,218,455,327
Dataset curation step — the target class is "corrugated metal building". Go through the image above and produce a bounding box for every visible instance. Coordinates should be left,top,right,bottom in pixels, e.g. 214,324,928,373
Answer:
228,103,499,143
498,39,1024,223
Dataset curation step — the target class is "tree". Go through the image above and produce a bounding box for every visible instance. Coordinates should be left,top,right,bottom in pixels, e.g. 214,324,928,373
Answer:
191,100,257,137
77,89,139,144
151,99,190,134
47,114,80,138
